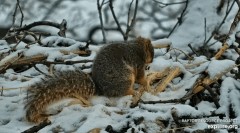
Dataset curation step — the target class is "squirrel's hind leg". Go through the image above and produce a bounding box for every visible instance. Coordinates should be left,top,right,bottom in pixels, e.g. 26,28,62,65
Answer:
68,94,91,107
124,73,136,96
124,73,142,107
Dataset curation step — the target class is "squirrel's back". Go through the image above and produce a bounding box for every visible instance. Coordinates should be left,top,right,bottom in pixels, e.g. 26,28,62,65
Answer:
92,37,154,97
25,70,95,123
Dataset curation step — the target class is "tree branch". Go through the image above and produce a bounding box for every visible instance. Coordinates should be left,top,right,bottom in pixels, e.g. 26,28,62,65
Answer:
109,0,125,40
125,0,139,41
167,0,189,38
97,0,107,43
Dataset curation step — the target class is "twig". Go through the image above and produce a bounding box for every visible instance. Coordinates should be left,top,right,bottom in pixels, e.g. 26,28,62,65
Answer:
214,42,229,59
170,47,193,60
167,0,188,38
12,0,18,28
109,0,125,40
11,20,67,34
33,65,49,76
154,66,181,93
21,119,51,133
228,8,240,35
125,0,139,41
97,0,107,43
203,84,220,108
1,87,3,96
204,0,235,45
141,98,186,104
12,33,27,51
58,19,67,37
17,0,24,27
183,64,236,100
187,44,199,56
5,58,93,68
84,40,91,49
203,18,207,44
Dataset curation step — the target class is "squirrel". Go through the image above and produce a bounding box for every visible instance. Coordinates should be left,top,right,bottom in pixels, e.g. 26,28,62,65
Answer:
25,37,154,123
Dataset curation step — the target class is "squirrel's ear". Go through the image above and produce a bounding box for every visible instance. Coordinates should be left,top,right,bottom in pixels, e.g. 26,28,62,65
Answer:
145,39,151,46
136,36,150,45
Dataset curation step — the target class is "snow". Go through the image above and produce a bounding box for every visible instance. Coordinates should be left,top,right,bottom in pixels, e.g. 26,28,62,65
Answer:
207,59,235,79
1,0,240,133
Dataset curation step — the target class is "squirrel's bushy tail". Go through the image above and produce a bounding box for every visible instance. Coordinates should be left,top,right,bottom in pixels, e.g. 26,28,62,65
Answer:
25,70,95,123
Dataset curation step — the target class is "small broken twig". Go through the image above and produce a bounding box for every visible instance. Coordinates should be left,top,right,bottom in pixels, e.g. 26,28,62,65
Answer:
21,119,51,133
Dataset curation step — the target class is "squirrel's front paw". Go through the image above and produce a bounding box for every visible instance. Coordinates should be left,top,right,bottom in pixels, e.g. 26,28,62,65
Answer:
130,91,142,108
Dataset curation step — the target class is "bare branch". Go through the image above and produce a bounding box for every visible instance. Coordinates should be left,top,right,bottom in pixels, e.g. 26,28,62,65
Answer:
204,18,207,44
11,20,66,32
188,43,199,56
12,0,18,28
204,0,235,45
21,120,51,133
97,0,107,43
33,65,49,76
109,0,125,40
125,0,139,41
167,0,189,38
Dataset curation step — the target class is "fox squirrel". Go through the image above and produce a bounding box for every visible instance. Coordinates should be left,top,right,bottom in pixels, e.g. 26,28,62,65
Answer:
25,37,154,123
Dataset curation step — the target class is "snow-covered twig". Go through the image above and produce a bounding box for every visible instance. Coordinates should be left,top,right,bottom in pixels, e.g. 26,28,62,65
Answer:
154,66,181,93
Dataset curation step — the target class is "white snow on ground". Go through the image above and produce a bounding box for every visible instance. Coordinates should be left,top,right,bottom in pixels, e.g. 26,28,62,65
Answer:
0,0,240,133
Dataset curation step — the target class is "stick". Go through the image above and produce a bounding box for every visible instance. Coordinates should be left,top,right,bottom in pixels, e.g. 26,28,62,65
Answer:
183,65,236,99
21,120,51,133
154,67,181,93
17,0,24,28
187,44,199,56
109,0,125,40
97,0,107,43
214,42,229,59
203,84,220,108
204,0,235,45
147,67,171,85
125,0,139,41
167,0,189,37
11,20,66,33
141,98,185,104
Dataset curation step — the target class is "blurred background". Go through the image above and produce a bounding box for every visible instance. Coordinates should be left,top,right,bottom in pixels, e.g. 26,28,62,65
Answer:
0,0,184,43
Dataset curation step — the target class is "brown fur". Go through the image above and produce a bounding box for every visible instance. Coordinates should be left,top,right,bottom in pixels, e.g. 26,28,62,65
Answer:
92,36,154,97
25,70,95,123
25,36,154,123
